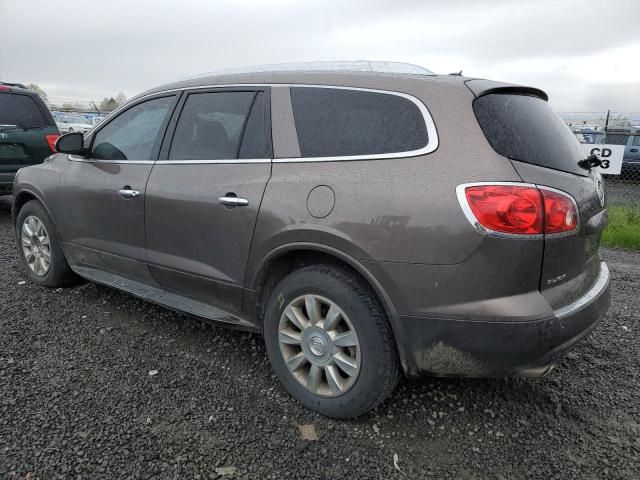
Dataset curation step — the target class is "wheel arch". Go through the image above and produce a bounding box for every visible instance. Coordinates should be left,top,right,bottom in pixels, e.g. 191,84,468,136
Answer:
12,188,51,226
249,243,397,327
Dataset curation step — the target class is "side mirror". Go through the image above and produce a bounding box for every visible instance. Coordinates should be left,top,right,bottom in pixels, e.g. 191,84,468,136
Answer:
55,132,86,155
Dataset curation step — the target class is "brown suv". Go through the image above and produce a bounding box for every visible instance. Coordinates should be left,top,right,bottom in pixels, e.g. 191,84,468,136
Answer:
12,62,610,418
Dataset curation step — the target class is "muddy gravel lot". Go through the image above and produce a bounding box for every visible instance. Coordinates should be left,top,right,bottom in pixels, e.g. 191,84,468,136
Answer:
1,194,639,480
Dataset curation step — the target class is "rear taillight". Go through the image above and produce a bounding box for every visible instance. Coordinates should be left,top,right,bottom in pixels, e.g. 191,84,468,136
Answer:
539,187,578,234
457,183,578,236
0,86,10,92
45,134,60,153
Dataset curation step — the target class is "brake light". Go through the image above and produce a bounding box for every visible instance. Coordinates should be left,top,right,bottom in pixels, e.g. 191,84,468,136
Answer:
45,134,60,153
0,86,10,92
458,183,578,236
539,187,578,234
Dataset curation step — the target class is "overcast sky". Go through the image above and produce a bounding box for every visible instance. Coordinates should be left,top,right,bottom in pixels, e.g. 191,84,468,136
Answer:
1,0,638,112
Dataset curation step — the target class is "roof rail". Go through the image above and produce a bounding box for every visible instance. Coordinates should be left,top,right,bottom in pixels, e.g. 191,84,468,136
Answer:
190,61,434,79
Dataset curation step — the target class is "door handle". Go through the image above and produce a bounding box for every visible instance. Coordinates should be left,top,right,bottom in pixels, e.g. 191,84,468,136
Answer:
218,195,249,207
118,188,140,198
631,148,638,153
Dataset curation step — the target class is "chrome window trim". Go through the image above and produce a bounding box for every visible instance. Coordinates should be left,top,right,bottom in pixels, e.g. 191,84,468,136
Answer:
155,159,271,165
68,155,154,165
98,83,438,164
67,155,270,165
274,84,438,162
456,181,581,240
554,262,609,319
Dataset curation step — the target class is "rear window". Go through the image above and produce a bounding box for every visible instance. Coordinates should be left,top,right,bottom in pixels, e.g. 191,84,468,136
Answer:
0,93,46,127
473,94,586,176
290,87,428,158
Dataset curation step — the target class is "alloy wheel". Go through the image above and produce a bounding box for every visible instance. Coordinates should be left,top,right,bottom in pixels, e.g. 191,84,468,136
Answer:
278,294,361,397
21,215,51,276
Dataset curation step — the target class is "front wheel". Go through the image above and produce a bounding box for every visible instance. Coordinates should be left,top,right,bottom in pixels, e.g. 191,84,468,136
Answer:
15,200,79,287
263,265,400,418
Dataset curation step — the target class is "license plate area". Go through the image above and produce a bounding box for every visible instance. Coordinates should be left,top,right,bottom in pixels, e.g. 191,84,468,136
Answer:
0,143,27,159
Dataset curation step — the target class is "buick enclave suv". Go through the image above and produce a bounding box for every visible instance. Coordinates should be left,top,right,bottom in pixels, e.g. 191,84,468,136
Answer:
12,62,610,418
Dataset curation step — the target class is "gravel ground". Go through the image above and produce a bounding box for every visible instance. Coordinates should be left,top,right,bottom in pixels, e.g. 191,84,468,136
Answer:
1,194,639,480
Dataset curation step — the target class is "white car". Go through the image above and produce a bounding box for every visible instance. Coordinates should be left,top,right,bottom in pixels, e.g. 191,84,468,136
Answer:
55,115,93,134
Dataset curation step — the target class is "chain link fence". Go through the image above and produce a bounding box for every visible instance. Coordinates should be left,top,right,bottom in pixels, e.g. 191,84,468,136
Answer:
562,113,639,207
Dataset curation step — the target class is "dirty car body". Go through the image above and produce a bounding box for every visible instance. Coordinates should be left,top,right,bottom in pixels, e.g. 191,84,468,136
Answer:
12,62,610,417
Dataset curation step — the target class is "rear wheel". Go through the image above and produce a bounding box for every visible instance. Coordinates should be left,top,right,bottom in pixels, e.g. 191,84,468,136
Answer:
16,200,79,287
263,265,400,418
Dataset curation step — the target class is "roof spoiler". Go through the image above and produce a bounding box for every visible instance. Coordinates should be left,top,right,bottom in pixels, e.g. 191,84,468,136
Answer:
464,79,548,101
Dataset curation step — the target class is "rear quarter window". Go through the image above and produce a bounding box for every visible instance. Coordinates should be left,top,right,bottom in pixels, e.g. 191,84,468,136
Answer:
0,93,46,127
473,94,586,176
290,87,429,158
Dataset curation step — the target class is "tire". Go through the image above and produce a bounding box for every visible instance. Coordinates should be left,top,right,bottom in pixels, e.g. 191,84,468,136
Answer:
15,200,79,287
263,264,400,418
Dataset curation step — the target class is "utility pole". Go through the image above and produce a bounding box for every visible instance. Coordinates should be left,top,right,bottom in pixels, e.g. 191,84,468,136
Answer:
604,109,610,131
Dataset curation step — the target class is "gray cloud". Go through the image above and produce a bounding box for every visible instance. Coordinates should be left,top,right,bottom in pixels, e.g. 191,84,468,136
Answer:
0,0,638,112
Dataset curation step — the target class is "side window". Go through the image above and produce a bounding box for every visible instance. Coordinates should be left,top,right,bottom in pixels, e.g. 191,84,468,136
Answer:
632,136,640,146
290,87,429,158
92,96,174,160
169,91,256,160
239,92,272,159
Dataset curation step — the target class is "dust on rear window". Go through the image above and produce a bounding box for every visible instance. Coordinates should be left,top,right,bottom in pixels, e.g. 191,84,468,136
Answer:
0,94,46,127
473,94,587,176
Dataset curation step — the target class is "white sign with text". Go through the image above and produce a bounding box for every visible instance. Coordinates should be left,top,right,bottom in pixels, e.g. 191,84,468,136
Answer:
582,144,625,175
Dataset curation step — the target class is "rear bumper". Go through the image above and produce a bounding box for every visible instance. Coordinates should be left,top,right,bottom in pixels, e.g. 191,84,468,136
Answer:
0,172,16,194
391,262,610,377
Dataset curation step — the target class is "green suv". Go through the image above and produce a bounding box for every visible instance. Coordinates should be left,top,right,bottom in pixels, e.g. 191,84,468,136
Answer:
0,82,60,194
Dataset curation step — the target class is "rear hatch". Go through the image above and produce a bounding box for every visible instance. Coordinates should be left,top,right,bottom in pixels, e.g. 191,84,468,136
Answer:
0,91,58,178
467,80,606,310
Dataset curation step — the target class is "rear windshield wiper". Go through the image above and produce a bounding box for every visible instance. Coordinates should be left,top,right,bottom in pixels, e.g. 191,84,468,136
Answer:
578,154,602,171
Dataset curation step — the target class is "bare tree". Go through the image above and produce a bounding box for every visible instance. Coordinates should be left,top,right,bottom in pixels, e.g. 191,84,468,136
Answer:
26,83,48,102
99,97,118,112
